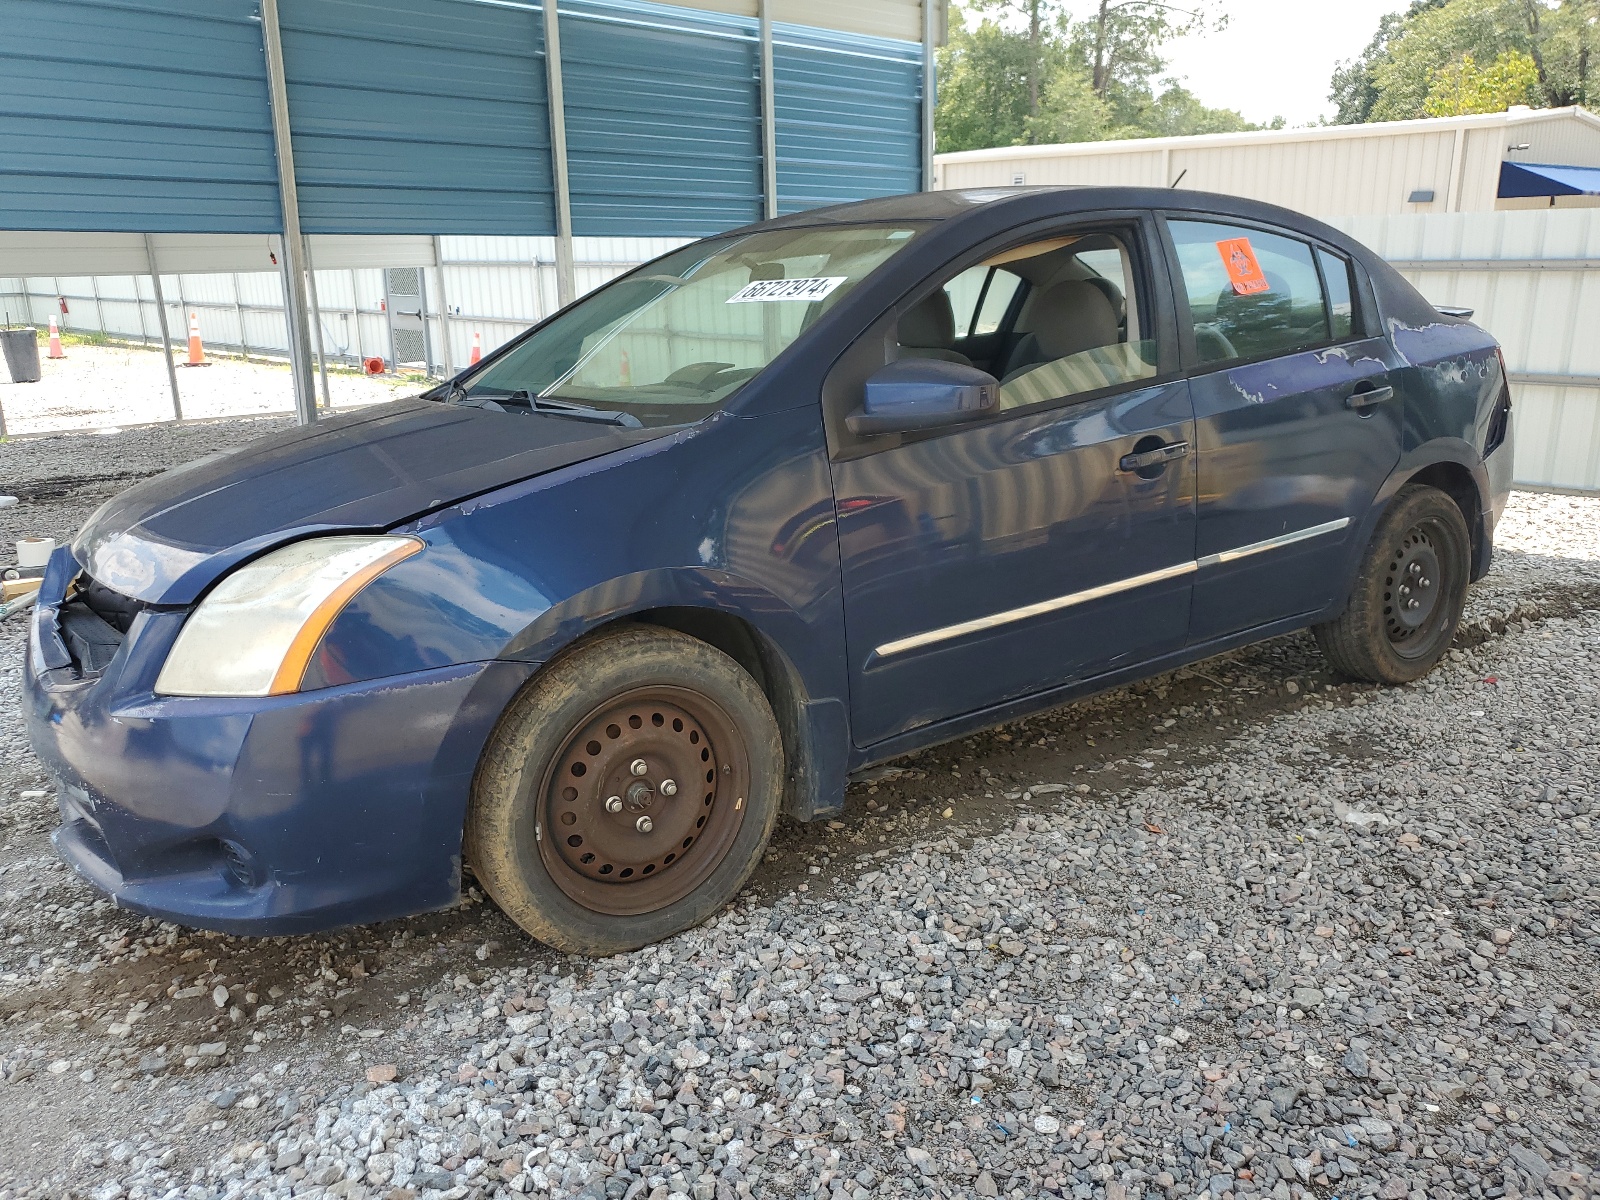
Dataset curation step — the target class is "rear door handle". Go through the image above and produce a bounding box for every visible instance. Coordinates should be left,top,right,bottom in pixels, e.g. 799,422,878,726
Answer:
1346,383,1395,410
1118,440,1190,473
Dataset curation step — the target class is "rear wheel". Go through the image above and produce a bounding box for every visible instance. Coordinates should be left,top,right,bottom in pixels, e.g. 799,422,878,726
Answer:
466,625,782,955
1313,485,1471,684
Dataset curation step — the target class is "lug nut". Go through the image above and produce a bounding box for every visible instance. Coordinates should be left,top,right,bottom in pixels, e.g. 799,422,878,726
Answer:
605,796,623,813
1420,577,1431,588
630,758,649,777
1399,584,1411,596
635,815,654,834
1406,598,1420,610
659,779,678,797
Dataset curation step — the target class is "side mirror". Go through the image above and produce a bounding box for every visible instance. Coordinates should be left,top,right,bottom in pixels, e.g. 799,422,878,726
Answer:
847,359,999,436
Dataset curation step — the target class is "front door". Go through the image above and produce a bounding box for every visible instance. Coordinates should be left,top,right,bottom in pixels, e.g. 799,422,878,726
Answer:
830,221,1198,747
1162,217,1405,644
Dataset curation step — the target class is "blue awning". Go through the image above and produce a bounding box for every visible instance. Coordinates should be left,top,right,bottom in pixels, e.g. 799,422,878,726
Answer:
1499,161,1600,198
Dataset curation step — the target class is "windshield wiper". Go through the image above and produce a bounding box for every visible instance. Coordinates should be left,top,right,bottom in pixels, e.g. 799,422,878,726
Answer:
505,390,643,428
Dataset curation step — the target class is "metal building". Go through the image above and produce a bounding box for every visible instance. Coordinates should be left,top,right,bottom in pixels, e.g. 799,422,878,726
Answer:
934,107,1600,219
0,0,945,421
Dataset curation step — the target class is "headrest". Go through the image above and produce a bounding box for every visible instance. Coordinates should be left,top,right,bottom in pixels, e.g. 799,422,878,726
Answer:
900,291,957,349
1027,279,1119,361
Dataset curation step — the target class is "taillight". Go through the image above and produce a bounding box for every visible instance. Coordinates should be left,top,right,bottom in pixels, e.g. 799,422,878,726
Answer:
1486,347,1512,455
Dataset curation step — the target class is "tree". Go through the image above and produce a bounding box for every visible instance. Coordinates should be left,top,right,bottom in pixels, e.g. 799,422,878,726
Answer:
1422,49,1544,112
936,11,1056,150
1332,0,1596,123
935,2,1257,151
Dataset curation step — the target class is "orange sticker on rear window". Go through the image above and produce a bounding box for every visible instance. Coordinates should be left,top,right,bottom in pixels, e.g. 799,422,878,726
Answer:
1216,238,1271,295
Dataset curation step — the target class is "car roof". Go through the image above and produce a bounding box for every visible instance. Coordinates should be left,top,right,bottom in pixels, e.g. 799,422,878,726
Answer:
754,185,1330,235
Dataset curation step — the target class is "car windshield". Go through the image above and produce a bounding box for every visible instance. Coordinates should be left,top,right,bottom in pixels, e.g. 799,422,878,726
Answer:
452,223,927,427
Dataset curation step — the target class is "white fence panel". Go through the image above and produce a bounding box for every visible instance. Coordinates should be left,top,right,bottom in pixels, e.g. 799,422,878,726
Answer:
1332,209,1600,492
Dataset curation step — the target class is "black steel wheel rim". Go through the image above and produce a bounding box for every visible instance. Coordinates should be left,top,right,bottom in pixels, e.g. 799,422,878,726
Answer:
536,685,749,917
1383,520,1452,659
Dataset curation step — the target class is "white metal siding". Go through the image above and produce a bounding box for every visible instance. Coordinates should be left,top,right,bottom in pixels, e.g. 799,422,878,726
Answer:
1333,209,1600,492
934,109,1600,220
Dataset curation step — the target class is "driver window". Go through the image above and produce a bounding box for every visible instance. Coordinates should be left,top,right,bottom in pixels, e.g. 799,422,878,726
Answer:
897,230,1158,412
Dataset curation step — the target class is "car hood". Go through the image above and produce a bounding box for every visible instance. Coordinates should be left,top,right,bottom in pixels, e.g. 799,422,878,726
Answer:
75,398,665,604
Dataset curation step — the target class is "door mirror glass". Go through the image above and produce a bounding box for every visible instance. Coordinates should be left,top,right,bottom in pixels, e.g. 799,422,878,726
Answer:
848,359,999,435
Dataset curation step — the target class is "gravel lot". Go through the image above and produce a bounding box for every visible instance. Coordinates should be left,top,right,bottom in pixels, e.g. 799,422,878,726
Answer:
0,340,410,437
1,418,1596,1200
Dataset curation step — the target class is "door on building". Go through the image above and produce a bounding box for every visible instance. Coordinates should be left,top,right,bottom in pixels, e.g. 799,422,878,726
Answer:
1160,215,1405,645
384,267,431,371
829,218,1198,747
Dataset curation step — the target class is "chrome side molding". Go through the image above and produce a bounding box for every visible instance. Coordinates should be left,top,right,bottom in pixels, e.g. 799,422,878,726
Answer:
872,516,1353,661
1194,517,1351,568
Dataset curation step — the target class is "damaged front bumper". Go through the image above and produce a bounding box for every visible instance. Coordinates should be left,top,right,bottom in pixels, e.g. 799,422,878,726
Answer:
22,547,534,936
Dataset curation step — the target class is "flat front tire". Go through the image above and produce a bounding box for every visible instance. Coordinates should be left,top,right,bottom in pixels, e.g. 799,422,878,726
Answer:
1313,485,1471,684
465,625,783,956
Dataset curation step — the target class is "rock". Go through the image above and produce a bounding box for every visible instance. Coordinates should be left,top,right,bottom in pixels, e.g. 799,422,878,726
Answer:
210,1089,238,1110
1033,1113,1061,1136
1342,1045,1370,1079
211,985,229,1009
1508,1146,1552,1181
366,1063,398,1084
905,1147,936,1176
975,1171,998,1197
1491,927,1514,945
1292,987,1324,1009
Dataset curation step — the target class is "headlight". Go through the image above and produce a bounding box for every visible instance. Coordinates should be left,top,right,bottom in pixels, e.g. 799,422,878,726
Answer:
154,535,423,697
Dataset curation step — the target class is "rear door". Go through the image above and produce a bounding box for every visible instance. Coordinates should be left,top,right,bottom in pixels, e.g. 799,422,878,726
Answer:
1160,215,1404,645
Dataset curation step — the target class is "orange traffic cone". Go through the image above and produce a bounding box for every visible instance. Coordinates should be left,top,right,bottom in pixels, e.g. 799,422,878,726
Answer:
46,315,65,359
179,310,210,367
469,330,482,365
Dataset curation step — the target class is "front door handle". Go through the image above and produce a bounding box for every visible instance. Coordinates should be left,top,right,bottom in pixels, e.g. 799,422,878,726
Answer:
1346,383,1395,410
1118,440,1190,473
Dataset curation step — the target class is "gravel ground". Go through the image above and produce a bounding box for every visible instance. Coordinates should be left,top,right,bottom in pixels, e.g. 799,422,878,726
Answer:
0,420,1596,1200
0,339,411,437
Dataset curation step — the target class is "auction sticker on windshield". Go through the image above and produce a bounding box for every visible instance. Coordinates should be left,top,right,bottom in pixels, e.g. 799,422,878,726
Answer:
726,276,847,304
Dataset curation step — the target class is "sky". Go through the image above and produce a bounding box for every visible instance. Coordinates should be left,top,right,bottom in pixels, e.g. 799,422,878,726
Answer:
1157,0,1410,127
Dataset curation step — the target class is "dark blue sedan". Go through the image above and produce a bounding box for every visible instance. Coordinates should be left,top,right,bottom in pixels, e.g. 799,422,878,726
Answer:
24,188,1514,954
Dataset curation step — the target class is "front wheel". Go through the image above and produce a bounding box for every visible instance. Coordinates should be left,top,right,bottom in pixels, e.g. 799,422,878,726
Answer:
1313,484,1471,684
466,625,783,956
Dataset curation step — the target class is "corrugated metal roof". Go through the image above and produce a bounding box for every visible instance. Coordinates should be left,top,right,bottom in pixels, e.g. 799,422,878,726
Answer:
0,0,279,233
773,22,923,214
560,0,763,237
278,0,557,235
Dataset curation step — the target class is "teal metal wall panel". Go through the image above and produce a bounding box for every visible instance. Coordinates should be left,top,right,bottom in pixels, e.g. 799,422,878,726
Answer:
277,0,555,235
0,0,279,233
560,0,761,237
773,23,923,216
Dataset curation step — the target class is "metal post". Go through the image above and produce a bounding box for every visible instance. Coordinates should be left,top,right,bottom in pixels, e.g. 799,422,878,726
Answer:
144,234,183,421
88,273,106,337
758,0,778,220
920,0,936,191
303,237,332,408
349,268,365,366
433,234,455,377
543,0,576,309
232,273,250,361
260,0,318,425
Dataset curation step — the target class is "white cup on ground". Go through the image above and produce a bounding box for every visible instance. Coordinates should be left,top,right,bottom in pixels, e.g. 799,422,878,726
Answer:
16,537,55,569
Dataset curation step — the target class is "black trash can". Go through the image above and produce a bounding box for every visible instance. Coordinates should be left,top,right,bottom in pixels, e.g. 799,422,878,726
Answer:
1,328,41,383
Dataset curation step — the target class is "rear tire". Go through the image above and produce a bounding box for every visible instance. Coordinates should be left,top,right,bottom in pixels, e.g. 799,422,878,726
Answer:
1313,485,1471,684
466,625,783,956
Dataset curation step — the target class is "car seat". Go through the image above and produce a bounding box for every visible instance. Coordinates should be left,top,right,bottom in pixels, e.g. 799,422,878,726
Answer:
896,292,973,366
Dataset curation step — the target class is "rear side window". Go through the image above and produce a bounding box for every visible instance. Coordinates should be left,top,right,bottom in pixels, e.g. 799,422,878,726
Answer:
1318,248,1356,341
942,265,1023,337
1169,219,1331,365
